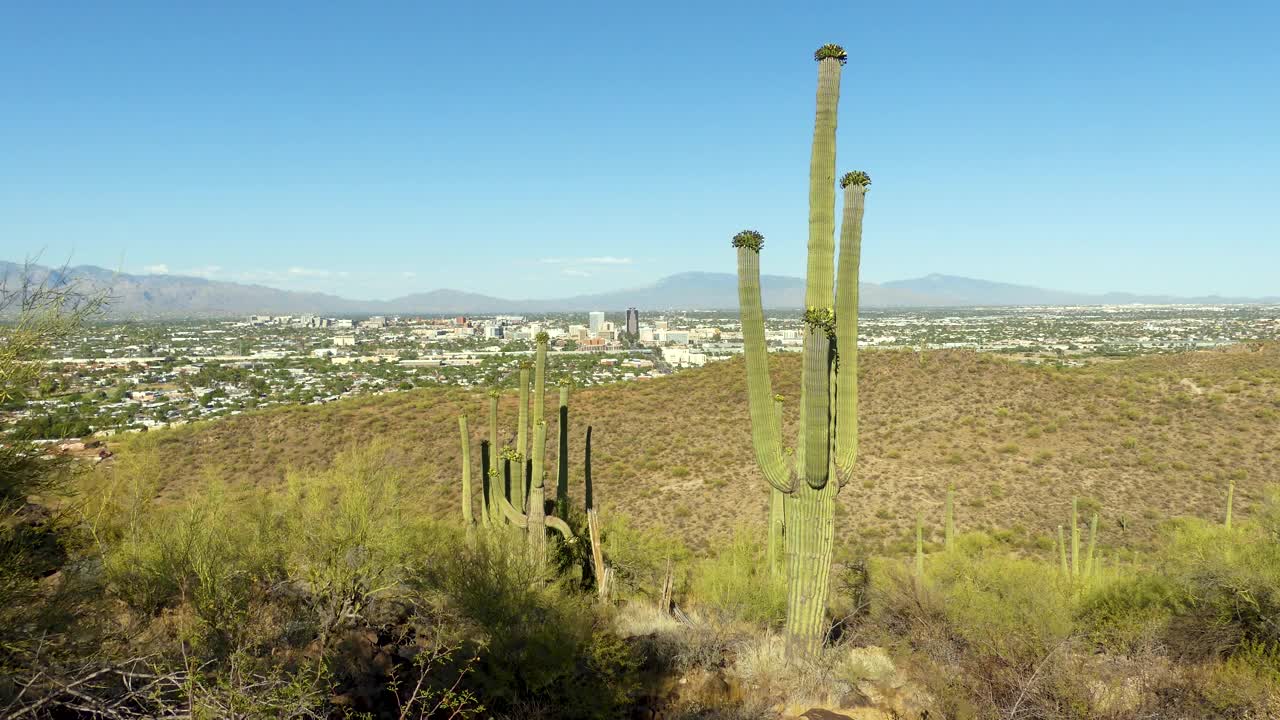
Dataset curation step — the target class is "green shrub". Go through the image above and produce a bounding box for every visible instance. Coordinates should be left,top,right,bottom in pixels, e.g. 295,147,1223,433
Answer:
421,531,639,719
865,536,1090,718
601,512,690,601
1077,572,1180,654
688,530,786,626
1156,509,1280,664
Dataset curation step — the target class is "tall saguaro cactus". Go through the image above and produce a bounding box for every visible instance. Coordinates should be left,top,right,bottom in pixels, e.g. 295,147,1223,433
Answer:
734,43,867,656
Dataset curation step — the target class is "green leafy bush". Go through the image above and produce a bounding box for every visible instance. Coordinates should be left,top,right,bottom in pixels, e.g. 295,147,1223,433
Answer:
688,530,786,626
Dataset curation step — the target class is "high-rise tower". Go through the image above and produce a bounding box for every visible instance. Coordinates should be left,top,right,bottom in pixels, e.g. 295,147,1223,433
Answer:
625,307,639,336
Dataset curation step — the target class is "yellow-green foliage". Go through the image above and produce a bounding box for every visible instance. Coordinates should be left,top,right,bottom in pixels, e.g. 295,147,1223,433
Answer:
83,441,636,718
420,531,640,719
863,499,1280,719
1152,492,1280,664
97,440,445,654
688,529,787,626
600,512,690,601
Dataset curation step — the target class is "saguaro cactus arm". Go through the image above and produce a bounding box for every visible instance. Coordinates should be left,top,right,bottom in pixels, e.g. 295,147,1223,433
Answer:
532,334,548,428
834,172,869,477
514,364,530,511
459,416,474,528
805,47,845,309
487,389,500,524
734,231,795,494
557,382,570,518
544,515,574,542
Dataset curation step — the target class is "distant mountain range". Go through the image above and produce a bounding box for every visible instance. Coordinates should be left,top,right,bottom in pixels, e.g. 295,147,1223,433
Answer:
2,262,1275,318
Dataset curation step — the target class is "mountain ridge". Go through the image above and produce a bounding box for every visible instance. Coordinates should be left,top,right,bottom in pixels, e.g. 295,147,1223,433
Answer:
2,261,1275,318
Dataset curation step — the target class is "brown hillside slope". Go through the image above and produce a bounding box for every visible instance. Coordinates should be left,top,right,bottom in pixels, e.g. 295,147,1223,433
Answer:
106,343,1280,555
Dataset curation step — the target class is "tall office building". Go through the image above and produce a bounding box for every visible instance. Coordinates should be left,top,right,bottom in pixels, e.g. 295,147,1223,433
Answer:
625,307,639,336
588,311,605,334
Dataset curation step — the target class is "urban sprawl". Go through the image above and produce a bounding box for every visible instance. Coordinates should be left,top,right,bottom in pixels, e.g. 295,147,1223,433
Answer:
8,304,1278,441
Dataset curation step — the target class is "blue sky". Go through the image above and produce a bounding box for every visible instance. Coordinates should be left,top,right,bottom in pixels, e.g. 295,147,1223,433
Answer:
2,1,1277,300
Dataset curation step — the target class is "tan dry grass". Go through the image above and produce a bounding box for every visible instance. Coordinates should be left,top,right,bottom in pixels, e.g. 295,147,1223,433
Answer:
97,343,1280,554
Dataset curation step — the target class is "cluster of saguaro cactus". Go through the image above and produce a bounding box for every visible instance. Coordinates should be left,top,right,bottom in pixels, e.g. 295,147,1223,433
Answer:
457,332,576,560
1056,497,1100,582
733,43,869,656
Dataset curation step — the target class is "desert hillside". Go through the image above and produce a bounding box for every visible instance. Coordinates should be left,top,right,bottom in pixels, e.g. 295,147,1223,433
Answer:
112,343,1280,555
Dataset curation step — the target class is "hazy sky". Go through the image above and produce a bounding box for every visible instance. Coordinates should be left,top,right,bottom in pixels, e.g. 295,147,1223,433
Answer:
2,1,1277,299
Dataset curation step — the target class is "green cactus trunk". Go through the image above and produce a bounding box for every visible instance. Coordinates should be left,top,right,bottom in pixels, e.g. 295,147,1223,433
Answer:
767,488,785,575
528,420,547,563
783,483,837,654
1071,497,1080,578
515,366,530,512
1058,525,1069,576
557,384,570,519
487,393,500,526
459,416,474,534
1084,512,1099,578
734,46,857,657
480,440,493,528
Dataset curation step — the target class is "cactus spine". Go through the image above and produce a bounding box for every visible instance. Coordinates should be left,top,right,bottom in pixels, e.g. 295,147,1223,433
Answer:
734,43,861,656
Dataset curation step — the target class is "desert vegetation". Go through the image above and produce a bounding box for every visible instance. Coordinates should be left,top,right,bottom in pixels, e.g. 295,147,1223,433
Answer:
4,46,1279,719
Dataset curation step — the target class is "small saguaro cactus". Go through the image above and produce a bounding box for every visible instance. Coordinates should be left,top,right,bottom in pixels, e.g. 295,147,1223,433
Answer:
734,42,866,657
1056,498,1101,584
1225,479,1236,530
1057,525,1069,576
1071,497,1081,578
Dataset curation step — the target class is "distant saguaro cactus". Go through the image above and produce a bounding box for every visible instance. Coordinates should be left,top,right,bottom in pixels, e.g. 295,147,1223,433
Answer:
1225,479,1236,530
458,332,574,561
733,43,867,656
